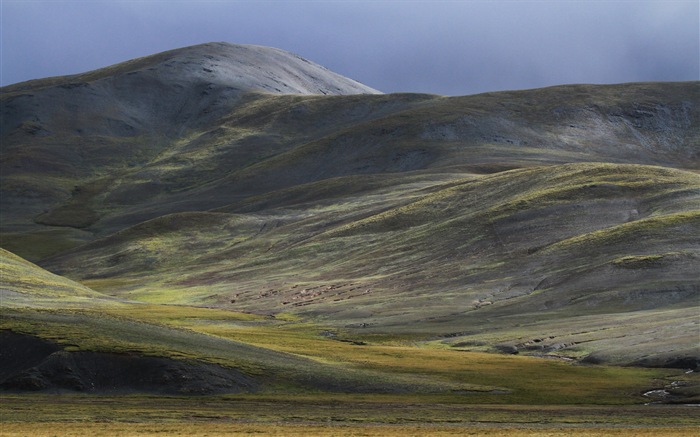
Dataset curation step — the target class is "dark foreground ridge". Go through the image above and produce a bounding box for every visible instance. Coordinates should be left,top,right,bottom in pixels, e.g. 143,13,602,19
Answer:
0,330,259,394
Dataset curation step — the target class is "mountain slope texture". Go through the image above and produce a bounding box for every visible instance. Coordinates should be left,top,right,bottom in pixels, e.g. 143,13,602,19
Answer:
1,42,699,395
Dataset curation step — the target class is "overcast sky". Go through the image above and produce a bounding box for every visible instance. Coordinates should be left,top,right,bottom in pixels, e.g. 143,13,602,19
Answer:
1,1,698,95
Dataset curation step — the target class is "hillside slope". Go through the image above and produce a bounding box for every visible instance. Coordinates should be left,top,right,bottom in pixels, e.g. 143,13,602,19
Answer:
40,163,700,367
2,78,697,258
1,42,380,247
2,248,476,395
1,43,698,371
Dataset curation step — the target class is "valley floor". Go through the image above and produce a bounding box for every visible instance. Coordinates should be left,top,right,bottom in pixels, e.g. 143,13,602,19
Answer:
1,395,699,436
1,423,698,437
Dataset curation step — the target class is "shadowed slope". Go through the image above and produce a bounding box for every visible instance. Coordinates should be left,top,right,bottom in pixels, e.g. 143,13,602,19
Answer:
0,42,380,246
2,79,698,259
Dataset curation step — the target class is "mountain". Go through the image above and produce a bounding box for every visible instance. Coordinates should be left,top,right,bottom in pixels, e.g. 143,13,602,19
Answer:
1,43,699,394
1,42,379,245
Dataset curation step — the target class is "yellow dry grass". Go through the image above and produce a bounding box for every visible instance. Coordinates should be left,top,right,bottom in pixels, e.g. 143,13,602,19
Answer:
0,422,696,437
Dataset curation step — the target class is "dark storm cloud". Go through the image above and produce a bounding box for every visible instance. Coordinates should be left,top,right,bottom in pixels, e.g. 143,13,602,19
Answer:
1,1,698,95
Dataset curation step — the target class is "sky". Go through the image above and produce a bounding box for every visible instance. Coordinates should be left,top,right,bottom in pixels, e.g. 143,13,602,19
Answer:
1,0,698,96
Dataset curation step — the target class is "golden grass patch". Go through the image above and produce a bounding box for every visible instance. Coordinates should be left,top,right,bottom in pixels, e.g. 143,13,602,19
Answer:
0,422,696,437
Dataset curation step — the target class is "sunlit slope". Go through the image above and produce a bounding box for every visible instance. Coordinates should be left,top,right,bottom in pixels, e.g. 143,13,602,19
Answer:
39,163,700,365
0,248,113,308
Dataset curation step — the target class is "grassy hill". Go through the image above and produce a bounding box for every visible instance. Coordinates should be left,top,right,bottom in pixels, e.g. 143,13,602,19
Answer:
1,44,698,403
37,163,700,368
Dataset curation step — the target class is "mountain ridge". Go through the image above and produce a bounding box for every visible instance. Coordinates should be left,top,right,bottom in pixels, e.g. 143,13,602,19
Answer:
3,81,697,240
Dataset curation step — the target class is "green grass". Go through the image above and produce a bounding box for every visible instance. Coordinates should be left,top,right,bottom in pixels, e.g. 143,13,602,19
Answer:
0,248,107,301
546,210,700,253
611,252,690,268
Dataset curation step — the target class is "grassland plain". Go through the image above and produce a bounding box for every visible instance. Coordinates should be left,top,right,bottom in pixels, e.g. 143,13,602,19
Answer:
1,43,699,434
1,391,699,435
1,423,697,437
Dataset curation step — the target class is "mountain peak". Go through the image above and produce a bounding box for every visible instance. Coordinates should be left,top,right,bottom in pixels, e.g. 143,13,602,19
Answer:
0,42,382,146
114,42,382,96
3,42,381,96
